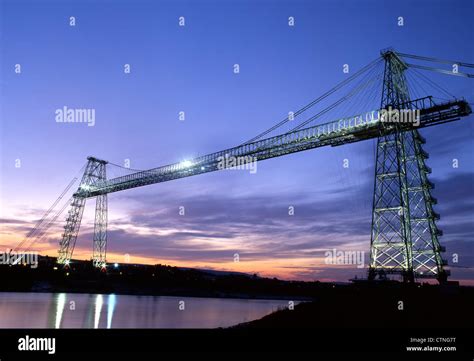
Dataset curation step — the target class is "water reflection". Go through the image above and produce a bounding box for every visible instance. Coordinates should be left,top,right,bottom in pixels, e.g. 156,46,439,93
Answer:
0,292,294,328
55,293,66,329
94,294,103,329
107,294,116,328
83,294,94,328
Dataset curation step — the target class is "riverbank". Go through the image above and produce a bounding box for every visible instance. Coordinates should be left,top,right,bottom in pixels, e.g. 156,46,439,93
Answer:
0,256,319,301
233,281,474,328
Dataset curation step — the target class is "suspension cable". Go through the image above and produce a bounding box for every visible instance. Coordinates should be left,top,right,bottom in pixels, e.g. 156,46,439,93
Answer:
289,63,383,132
396,52,474,68
245,64,383,157
410,68,457,99
240,57,383,145
108,161,144,173
23,197,74,254
405,63,474,78
13,162,86,252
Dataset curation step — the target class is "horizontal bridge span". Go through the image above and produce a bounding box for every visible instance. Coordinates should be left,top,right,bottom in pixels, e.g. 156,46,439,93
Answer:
79,97,471,198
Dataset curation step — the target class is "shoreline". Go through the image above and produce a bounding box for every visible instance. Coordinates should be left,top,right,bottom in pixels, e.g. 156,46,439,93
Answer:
0,256,321,301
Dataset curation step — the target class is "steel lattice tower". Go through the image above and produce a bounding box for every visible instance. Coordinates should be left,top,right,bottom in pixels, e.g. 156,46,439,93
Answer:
57,156,108,267
368,50,448,283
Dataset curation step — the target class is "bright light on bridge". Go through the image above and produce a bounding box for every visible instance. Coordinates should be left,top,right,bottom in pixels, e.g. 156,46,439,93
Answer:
180,160,194,168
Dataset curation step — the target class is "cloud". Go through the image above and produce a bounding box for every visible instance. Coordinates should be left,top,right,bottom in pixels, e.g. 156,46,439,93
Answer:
70,180,375,267
2,167,473,283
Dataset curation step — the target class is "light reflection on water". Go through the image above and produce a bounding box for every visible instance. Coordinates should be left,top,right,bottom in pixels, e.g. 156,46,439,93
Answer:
0,292,292,328
107,294,116,329
55,293,66,329
94,294,103,329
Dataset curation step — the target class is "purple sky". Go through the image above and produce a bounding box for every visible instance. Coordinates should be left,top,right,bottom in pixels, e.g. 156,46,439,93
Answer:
1,0,473,283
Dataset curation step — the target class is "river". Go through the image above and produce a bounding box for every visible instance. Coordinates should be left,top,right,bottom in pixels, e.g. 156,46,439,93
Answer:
0,292,292,328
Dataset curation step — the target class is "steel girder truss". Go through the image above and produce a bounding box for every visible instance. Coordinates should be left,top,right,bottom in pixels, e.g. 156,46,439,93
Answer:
369,51,449,282
75,100,469,199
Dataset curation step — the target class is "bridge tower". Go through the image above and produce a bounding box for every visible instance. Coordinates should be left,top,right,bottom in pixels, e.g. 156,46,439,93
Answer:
57,156,108,268
368,50,448,283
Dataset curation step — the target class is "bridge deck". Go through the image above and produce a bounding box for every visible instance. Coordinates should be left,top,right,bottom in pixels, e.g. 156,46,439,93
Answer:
81,98,471,198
